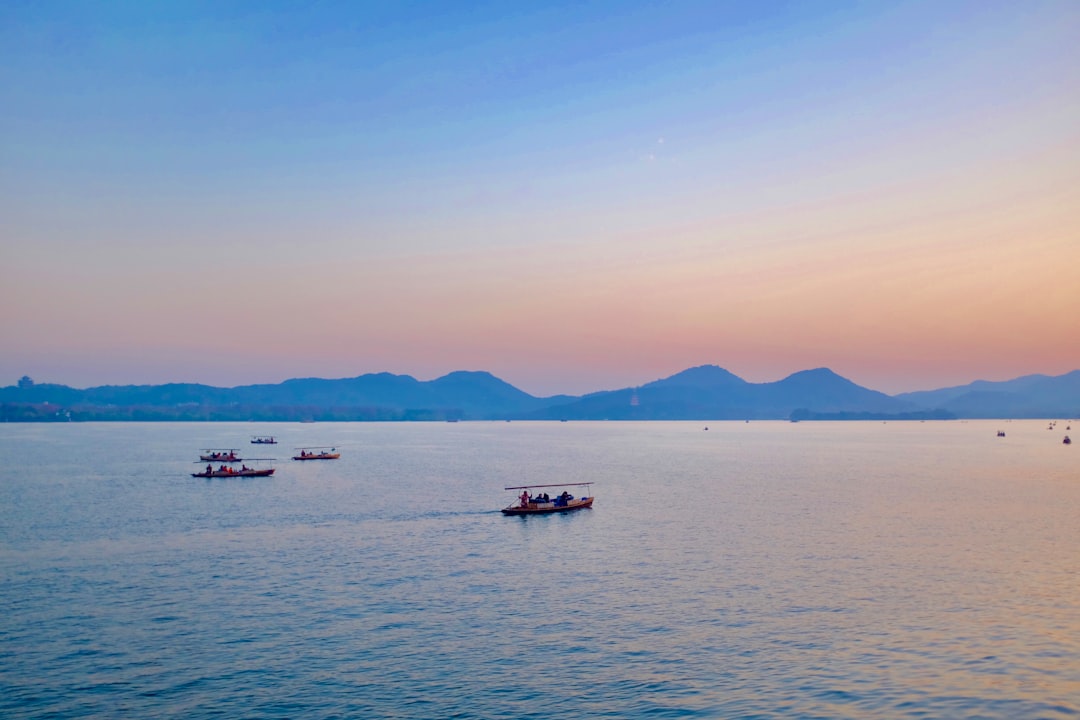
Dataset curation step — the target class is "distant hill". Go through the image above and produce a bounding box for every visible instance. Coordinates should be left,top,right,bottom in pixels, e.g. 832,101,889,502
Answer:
760,368,912,416
0,371,575,422
526,366,917,420
896,371,1080,418
2,366,1077,421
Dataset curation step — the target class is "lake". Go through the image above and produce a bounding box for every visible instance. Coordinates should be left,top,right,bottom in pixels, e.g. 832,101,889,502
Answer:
1,420,1077,718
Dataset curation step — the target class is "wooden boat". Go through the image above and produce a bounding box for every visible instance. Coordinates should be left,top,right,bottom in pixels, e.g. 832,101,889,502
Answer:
251,436,277,445
292,447,340,460
502,483,594,515
192,463,275,478
199,448,241,462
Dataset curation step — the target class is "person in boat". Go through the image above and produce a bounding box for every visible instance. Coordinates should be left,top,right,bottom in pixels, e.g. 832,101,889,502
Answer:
520,490,529,508
206,464,212,473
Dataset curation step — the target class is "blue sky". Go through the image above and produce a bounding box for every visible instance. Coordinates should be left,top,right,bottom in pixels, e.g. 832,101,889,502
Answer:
3,1,1078,395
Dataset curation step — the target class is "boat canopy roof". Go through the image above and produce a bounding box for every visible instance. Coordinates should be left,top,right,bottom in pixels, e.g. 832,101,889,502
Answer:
504,482,593,490
295,446,336,450
202,448,239,452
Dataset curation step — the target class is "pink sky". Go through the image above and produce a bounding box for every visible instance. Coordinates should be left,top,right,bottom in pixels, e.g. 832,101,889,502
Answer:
3,2,1078,397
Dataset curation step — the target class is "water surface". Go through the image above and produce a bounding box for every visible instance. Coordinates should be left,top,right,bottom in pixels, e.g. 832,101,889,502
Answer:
1,420,1077,718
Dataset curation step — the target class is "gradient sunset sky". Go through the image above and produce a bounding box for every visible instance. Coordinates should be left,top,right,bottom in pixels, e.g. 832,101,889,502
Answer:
3,1,1078,397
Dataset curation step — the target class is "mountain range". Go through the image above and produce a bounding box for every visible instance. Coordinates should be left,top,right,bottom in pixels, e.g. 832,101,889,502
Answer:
3,367,1078,421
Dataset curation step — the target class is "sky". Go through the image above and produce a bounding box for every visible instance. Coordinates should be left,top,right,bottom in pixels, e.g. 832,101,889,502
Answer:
2,1,1078,397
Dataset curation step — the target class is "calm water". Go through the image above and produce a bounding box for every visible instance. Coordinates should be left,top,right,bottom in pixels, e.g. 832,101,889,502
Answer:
1,420,1077,719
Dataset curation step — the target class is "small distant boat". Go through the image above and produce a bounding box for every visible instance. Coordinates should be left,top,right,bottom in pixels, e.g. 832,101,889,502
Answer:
251,436,277,445
1064,436,1072,445
293,447,340,460
997,431,1006,437
199,448,241,462
502,483,594,515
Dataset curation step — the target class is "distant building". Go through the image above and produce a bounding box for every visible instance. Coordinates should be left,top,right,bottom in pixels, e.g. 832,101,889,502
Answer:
18,375,34,389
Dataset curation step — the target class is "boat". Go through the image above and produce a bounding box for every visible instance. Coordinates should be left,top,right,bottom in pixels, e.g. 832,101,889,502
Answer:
502,483,594,515
292,447,340,460
1065,436,1072,445
199,448,241,462
192,462,275,478
251,436,277,445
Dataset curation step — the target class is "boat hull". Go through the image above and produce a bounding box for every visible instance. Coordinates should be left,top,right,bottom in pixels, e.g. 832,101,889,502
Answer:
501,497,594,515
292,453,340,460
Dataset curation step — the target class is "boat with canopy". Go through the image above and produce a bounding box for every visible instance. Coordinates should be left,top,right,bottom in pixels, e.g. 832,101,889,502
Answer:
292,447,340,460
199,448,241,462
251,436,278,445
192,459,275,478
501,483,594,515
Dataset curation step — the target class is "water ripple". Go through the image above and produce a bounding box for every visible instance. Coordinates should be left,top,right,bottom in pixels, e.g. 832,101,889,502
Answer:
1,421,1078,718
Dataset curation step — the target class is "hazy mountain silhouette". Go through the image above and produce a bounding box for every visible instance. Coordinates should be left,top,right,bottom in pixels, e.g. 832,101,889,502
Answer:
0,371,574,421
895,370,1080,418
760,368,910,415
525,366,916,420
2,366,1077,421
